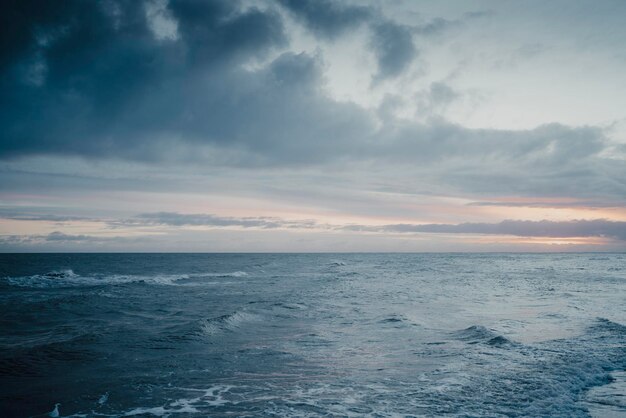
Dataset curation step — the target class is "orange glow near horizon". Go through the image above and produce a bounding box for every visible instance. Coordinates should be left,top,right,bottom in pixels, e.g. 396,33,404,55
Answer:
465,196,626,222
467,235,614,247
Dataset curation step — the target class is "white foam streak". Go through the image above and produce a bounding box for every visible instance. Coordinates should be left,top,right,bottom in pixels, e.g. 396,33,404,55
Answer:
3,271,248,288
123,386,235,416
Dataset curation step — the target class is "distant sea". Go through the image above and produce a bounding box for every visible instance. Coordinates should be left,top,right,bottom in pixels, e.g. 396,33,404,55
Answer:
1,253,624,417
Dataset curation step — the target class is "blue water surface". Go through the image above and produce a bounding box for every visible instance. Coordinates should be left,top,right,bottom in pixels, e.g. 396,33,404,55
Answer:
0,253,624,417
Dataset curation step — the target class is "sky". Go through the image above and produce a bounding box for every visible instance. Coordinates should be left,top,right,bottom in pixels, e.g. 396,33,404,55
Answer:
1,0,626,252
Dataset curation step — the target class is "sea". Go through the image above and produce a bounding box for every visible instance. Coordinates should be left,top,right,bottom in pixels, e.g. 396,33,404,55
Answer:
0,253,624,417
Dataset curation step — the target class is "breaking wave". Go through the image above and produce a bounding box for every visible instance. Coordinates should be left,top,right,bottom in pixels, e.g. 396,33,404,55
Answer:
2,270,248,288
199,311,259,336
453,325,516,346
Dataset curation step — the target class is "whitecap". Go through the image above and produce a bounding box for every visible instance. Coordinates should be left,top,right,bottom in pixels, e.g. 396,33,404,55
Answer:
3,270,248,289
199,311,259,336
122,386,235,416
97,392,109,405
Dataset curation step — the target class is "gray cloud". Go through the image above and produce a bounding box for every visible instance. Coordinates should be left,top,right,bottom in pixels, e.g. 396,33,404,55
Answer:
277,0,371,39
356,219,626,241
2,212,625,253
370,20,417,82
415,82,460,116
122,212,626,241
375,121,626,201
44,231,102,242
278,0,417,81
0,0,376,166
413,17,461,37
0,0,292,160
0,0,611,168
467,201,622,209
123,212,319,230
1,0,625,210
0,208,92,222
0,231,150,252
0,231,127,244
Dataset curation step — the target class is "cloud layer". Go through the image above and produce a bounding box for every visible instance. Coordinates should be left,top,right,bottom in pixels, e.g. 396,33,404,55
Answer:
2,1,623,200
1,0,625,251
134,212,626,241
9,210,624,241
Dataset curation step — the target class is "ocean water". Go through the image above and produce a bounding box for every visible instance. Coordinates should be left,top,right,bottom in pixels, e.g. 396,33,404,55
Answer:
0,253,624,417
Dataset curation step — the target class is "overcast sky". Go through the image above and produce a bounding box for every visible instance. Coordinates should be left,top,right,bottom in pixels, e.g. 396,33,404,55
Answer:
1,0,625,252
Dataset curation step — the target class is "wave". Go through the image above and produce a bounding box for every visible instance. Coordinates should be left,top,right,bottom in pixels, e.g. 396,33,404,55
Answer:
2,270,248,289
272,302,308,311
453,325,516,346
4,269,80,288
199,311,258,336
587,317,626,339
22,318,626,417
439,318,626,415
379,315,410,325
583,370,626,414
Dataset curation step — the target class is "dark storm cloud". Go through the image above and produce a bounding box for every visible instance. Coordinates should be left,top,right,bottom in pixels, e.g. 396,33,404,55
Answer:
277,0,371,39
0,0,624,203
370,21,417,81
0,0,601,167
278,0,416,81
0,0,381,165
0,0,292,159
168,0,287,65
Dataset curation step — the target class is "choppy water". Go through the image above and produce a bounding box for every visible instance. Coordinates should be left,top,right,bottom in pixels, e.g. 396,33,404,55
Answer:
0,253,624,417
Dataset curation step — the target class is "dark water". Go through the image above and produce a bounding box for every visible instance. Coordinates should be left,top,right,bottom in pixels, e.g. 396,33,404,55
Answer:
0,253,624,417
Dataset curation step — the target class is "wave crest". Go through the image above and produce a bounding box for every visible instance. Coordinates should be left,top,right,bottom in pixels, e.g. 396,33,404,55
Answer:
2,270,248,288
199,311,258,336
453,325,515,346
